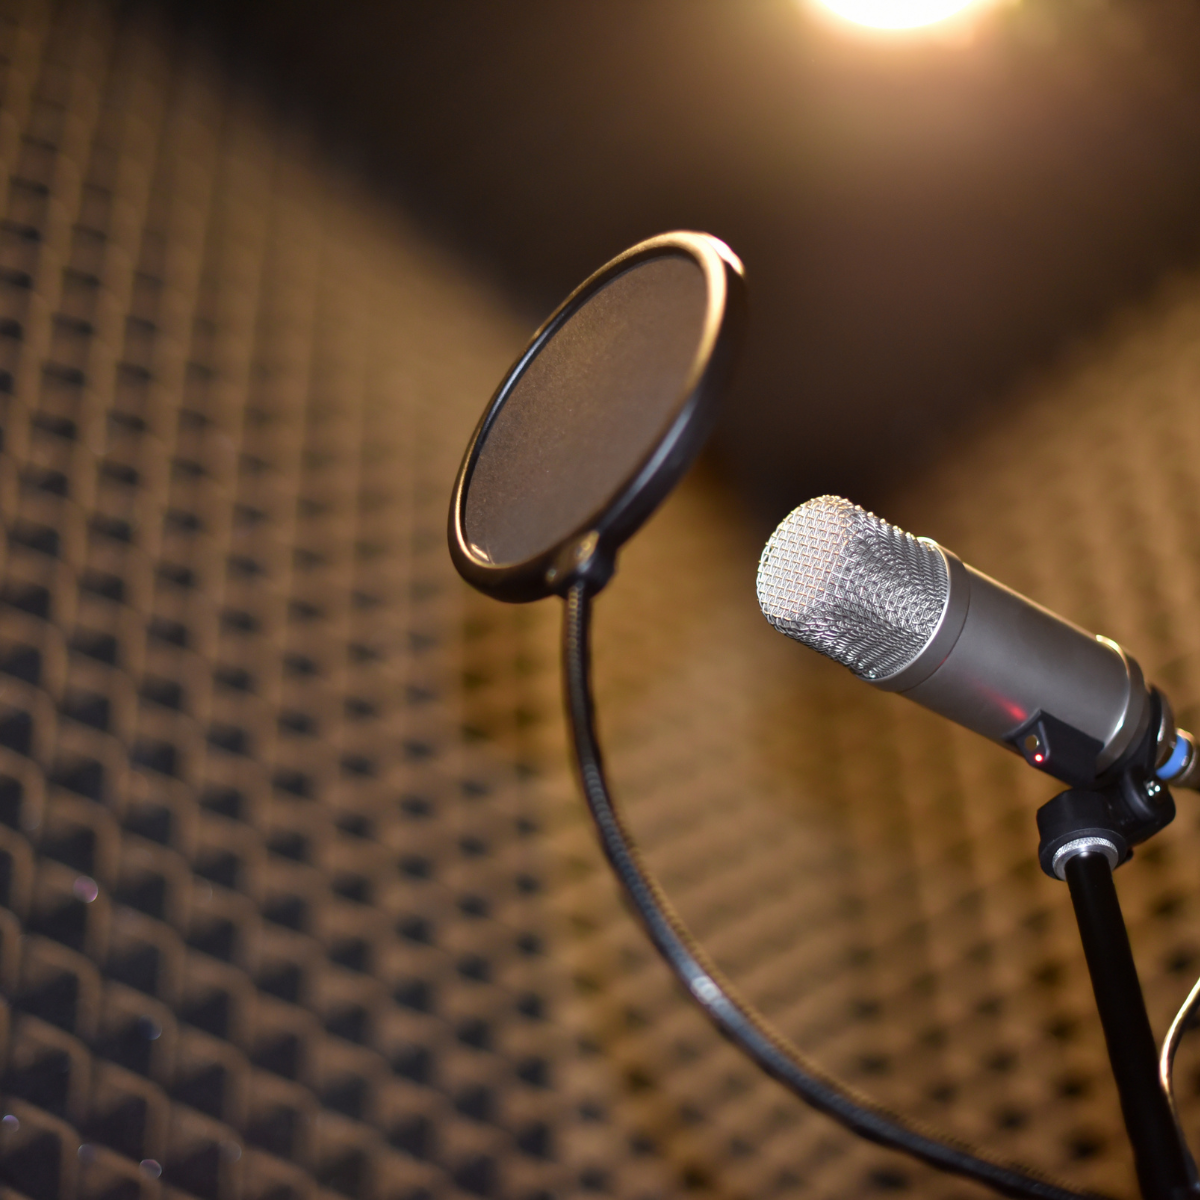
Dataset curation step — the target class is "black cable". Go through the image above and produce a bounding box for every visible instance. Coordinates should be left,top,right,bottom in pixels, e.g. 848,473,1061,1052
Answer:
562,581,1110,1200
1161,975,1200,1185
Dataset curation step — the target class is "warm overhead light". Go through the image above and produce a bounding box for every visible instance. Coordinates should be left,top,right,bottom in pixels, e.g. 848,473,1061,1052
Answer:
811,0,995,31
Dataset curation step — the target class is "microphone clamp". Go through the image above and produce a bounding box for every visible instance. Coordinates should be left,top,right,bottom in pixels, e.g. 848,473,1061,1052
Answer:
1035,689,1176,881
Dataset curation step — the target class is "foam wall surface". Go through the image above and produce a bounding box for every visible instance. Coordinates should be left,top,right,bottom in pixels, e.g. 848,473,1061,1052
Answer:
2,3,1200,1200
0,2,639,1198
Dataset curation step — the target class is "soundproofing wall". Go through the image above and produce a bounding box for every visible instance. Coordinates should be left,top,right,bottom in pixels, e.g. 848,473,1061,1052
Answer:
3,4,1200,1200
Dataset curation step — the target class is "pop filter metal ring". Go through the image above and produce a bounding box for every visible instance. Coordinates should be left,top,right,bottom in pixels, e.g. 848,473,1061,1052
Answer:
449,232,745,603
561,580,1107,1200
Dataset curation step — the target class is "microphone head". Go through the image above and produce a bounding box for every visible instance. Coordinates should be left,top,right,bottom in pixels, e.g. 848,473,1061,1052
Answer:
756,495,949,680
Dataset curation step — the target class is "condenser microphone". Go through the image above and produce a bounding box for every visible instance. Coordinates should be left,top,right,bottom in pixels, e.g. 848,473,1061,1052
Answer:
757,495,1199,791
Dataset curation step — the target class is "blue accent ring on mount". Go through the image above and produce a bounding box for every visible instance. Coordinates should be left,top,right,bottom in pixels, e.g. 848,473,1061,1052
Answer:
1158,735,1190,781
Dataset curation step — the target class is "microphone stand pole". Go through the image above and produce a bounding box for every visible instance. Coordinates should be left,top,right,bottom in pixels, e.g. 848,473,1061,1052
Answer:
1038,790,1196,1199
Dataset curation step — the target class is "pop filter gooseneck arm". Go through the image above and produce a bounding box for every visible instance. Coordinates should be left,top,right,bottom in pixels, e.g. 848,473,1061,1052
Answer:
562,581,1105,1200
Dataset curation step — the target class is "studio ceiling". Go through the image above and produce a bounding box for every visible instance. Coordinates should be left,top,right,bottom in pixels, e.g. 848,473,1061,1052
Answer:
198,0,1200,517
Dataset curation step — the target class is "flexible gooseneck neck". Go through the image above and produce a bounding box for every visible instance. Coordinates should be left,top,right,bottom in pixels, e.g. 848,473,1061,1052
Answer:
561,581,1103,1200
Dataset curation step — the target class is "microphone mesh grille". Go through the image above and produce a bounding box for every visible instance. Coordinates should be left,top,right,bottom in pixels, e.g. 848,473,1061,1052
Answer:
756,495,949,680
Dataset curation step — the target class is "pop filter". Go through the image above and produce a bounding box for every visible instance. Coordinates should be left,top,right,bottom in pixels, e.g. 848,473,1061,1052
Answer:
450,232,745,601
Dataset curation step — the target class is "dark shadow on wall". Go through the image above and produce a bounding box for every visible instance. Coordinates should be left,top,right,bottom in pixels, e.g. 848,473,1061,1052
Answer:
176,0,1200,523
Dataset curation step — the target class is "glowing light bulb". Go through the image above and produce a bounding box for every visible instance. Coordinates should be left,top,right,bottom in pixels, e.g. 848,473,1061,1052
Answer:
812,0,994,31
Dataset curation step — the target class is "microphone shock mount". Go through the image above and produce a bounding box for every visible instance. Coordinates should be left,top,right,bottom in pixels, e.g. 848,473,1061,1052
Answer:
1036,689,1177,882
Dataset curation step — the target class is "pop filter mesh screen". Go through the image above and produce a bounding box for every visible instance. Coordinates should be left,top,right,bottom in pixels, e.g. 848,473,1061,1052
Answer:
463,255,707,567
2,3,1200,1200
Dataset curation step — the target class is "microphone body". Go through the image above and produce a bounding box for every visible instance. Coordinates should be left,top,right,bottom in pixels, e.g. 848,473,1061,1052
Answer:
756,496,1194,790
882,550,1149,782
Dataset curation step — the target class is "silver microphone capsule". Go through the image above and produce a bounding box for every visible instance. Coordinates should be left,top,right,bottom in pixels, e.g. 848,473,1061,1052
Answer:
757,495,1198,789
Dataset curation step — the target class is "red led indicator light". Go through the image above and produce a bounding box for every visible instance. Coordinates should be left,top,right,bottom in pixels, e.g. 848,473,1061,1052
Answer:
1033,753,1044,763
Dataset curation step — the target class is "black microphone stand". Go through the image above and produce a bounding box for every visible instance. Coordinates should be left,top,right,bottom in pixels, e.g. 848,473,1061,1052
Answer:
1036,761,1196,1197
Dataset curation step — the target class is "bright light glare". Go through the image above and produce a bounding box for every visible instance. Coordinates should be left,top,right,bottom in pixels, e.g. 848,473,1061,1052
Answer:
814,0,991,30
